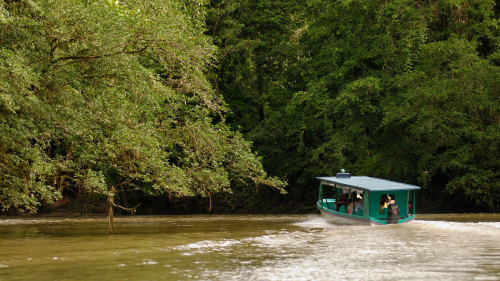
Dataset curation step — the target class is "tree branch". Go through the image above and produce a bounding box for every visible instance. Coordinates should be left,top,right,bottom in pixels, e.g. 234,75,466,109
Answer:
52,46,149,64
110,201,142,214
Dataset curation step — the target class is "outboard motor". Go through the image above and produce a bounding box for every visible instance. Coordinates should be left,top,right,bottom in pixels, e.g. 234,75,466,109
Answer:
387,203,400,224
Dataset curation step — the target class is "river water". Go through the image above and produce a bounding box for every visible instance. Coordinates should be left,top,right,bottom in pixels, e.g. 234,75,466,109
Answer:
0,214,499,281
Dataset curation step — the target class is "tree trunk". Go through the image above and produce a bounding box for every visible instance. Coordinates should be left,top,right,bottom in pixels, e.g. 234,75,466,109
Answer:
106,185,141,234
107,186,116,234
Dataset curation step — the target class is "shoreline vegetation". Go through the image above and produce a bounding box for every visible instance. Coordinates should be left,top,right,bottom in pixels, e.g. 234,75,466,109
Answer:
2,210,500,222
1,195,497,218
1,0,499,225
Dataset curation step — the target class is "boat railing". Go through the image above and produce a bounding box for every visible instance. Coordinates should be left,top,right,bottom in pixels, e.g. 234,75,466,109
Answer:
318,198,364,216
319,198,336,209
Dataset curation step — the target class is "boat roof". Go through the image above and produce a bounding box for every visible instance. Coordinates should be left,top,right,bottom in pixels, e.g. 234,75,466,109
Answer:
317,175,421,191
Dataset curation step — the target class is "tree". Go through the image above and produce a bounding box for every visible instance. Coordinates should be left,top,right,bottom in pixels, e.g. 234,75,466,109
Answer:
209,0,500,211
0,0,284,228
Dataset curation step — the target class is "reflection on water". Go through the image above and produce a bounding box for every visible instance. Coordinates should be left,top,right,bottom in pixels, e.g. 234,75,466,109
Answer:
0,214,499,281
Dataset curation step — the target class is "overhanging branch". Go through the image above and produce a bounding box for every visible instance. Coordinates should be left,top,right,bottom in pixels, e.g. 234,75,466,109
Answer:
51,46,149,64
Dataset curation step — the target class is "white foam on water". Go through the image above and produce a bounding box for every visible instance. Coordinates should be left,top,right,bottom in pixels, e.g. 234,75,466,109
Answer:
174,229,317,257
415,220,500,236
139,259,159,265
291,215,337,229
174,239,242,252
241,234,296,250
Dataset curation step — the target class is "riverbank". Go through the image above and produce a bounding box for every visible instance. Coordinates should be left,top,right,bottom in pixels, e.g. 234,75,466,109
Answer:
0,195,319,217
2,193,497,218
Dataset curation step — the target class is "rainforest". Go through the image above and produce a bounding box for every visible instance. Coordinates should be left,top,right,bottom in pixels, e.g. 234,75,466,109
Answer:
0,0,499,216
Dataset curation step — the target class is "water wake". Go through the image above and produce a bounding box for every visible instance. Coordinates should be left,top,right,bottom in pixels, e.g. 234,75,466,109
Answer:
291,215,336,229
174,239,242,253
415,220,500,236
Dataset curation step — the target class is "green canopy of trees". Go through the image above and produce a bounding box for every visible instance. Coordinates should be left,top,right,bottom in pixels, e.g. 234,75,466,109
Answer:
0,0,284,220
1,0,498,215
207,0,499,212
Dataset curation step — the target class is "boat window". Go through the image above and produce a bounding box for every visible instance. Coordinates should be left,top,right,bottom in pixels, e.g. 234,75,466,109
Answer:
380,194,396,204
323,186,337,199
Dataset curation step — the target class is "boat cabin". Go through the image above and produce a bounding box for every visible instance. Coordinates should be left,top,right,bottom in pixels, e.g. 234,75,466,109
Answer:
317,172,421,225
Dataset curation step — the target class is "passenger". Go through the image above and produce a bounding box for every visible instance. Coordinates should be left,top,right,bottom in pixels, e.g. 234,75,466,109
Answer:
379,195,395,214
353,194,364,215
347,192,356,214
336,193,348,212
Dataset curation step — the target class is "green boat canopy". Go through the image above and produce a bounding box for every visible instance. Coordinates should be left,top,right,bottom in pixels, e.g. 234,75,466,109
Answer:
317,175,421,192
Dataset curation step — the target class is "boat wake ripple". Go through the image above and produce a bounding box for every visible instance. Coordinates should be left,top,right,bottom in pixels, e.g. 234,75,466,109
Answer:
291,215,337,229
415,220,500,236
173,239,242,253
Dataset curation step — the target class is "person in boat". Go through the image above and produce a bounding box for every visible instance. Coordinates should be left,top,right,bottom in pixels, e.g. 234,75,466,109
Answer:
347,192,354,214
353,194,364,215
379,195,395,214
335,192,349,212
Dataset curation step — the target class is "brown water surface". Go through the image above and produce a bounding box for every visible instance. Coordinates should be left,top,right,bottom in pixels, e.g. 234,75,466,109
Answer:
0,214,499,280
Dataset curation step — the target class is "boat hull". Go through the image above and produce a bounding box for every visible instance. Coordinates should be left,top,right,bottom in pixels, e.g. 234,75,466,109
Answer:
317,203,415,225
319,208,375,225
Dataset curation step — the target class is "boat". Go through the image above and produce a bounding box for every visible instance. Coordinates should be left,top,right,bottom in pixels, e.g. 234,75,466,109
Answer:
317,171,421,225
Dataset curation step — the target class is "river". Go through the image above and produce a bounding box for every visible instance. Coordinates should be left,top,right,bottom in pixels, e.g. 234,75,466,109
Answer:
0,214,499,280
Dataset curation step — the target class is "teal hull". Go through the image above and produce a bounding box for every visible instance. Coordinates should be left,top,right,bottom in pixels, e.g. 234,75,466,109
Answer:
317,201,416,225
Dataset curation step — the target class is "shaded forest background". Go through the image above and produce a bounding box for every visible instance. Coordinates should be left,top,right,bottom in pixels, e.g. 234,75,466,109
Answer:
0,0,499,216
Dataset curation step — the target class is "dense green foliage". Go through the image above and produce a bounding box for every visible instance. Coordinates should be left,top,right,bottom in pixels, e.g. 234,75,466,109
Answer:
1,0,498,215
0,0,284,216
208,0,500,212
